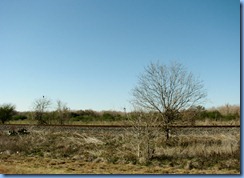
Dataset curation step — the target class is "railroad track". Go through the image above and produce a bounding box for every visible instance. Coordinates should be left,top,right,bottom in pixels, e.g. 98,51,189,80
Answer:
0,124,240,128
0,124,240,136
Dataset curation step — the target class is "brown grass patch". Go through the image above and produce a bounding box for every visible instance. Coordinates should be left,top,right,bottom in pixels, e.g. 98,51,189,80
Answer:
0,127,240,174
0,155,240,174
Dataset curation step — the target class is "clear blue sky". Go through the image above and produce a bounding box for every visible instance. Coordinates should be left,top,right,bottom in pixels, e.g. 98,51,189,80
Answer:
0,0,240,112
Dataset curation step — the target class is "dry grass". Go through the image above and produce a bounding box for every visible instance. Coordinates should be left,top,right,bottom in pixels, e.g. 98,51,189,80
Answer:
0,155,239,174
0,127,240,174
7,119,127,126
195,119,240,126
153,133,240,172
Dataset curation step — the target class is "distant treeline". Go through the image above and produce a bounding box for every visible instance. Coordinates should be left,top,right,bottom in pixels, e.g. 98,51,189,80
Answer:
69,110,126,122
9,110,127,124
9,104,240,124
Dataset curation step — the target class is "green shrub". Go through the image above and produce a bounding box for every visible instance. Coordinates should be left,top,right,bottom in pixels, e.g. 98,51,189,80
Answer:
70,117,81,121
0,104,16,124
199,110,222,120
71,115,96,122
12,115,28,121
102,113,115,121
70,112,80,118
222,114,237,121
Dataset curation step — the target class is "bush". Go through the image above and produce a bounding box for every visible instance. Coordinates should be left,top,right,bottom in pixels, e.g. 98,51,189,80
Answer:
0,104,16,124
222,114,237,121
102,113,115,121
71,115,97,122
70,117,82,122
70,112,80,118
12,115,28,121
70,110,101,122
199,110,222,120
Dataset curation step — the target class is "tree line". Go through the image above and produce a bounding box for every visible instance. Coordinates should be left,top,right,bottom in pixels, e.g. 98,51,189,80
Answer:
0,103,239,125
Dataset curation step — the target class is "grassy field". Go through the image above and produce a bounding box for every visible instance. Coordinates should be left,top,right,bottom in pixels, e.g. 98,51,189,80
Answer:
0,155,239,174
0,126,240,174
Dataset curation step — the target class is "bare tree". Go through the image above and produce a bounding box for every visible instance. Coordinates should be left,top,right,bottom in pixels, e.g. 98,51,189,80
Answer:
56,100,70,125
125,111,163,164
33,96,52,125
132,61,207,139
